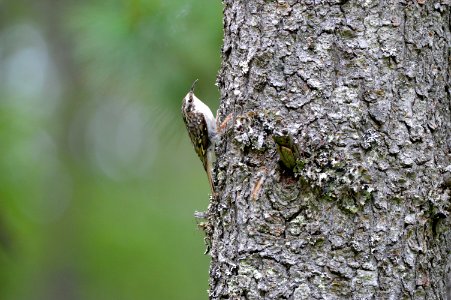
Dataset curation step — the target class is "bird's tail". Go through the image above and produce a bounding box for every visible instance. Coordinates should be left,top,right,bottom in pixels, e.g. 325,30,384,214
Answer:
205,148,215,194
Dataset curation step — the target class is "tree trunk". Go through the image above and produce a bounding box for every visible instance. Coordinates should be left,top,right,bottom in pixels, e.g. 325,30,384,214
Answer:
206,1,451,299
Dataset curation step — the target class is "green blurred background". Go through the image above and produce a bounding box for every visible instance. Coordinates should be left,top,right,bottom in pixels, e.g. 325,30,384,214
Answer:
0,0,222,299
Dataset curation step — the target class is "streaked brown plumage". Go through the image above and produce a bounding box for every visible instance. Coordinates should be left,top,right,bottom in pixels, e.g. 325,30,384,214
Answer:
181,80,217,193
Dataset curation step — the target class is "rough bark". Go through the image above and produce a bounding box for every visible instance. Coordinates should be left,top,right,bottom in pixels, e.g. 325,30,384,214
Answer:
205,1,451,299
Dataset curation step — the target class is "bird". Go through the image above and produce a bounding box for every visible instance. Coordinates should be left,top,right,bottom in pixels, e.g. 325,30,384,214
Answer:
181,79,217,194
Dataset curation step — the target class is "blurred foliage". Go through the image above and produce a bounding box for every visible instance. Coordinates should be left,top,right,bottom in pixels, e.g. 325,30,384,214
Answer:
0,0,222,299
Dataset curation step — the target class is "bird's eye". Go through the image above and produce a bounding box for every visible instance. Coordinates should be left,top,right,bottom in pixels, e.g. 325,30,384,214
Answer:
188,97,193,103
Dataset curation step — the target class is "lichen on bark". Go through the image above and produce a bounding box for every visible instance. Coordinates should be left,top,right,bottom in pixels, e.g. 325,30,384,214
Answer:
206,1,450,299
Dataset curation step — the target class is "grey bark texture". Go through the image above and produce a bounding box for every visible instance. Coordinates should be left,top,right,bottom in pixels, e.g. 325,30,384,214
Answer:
205,1,451,299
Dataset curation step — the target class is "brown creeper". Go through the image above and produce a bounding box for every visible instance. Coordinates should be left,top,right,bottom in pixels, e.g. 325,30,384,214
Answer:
181,80,217,193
